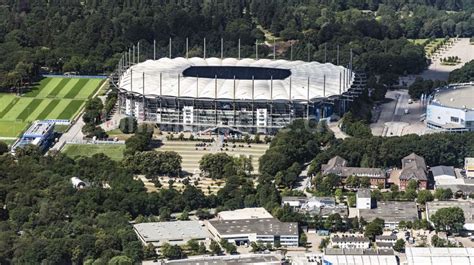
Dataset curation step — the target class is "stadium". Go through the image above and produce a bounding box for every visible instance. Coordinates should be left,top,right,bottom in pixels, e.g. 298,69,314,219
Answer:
113,45,365,134
426,83,474,132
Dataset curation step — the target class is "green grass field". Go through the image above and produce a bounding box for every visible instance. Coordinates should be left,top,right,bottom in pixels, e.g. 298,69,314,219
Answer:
63,144,125,161
0,77,104,137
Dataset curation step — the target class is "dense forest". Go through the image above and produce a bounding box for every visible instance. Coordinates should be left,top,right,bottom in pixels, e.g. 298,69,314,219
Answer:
1,0,473,90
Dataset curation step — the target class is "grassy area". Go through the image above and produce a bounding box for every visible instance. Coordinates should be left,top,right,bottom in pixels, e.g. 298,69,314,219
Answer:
0,121,29,137
0,77,104,137
54,124,70,133
63,144,125,161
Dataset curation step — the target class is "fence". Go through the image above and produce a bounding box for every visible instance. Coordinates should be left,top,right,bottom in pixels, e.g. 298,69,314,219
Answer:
42,74,107,79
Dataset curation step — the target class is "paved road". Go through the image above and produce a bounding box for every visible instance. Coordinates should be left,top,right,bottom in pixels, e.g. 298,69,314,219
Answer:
371,90,426,137
50,113,85,151
295,163,313,197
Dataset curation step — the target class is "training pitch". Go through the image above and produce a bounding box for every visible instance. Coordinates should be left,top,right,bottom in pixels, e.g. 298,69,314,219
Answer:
0,77,103,137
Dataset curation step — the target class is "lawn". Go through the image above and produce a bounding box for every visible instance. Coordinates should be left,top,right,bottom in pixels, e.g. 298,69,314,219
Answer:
0,77,105,137
0,121,29,137
63,144,125,161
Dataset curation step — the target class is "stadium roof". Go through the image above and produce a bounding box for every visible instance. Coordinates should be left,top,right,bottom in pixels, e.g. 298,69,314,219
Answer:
119,57,354,101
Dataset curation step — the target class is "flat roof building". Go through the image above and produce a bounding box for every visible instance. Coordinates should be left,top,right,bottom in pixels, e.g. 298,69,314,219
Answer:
426,201,474,231
323,248,397,265
12,120,55,153
405,247,474,265
217,207,273,220
358,201,419,229
133,221,209,247
466,158,474,178
426,84,474,133
207,218,298,247
331,235,370,249
164,254,283,265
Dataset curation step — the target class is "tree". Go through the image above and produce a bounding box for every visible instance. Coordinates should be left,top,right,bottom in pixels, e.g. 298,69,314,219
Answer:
407,179,418,191
299,233,308,247
364,218,384,240
417,190,434,204
0,141,8,155
360,177,371,188
199,153,234,179
393,239,405,253
430,207,465,234
434,188,453,201
161,243,185,260
119,117,137,134
178,210,189,221
219,239,237,254
209,240,222,255
107,256,133,265
186,239,200,254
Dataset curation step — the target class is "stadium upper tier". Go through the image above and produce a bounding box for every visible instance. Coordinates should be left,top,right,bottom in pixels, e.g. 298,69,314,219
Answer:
118,57,354,101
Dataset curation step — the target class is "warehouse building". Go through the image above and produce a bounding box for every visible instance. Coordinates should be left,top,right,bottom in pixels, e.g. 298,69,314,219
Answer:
323,248,397,265
133,221,209,247
405,247,474,265
207,218,298,247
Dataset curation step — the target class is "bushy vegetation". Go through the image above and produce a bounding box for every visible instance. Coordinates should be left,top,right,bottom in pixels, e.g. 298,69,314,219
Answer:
408,77,447,99
449,60,474,83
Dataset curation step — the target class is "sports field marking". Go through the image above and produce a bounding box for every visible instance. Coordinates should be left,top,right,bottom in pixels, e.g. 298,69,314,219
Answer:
37,78,63,98
48,99,73,118
47,78,70,98
27,99,54,120
57,100,84,119
64,79,89,99
36,99,60,120
16,99,43,121
0,97,20,119
76,79,103,99
56,78,80,98
0,95,16,113
2,98,34,120
25,78,53,97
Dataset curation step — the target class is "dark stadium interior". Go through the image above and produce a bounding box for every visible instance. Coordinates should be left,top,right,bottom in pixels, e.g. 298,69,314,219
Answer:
182,66,292,80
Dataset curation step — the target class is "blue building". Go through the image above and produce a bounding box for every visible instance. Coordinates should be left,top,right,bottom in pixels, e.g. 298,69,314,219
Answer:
12,121,55,154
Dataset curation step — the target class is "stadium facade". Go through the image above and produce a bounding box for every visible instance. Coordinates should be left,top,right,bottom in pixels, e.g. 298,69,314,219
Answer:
112,41,365,134
426,83,474,132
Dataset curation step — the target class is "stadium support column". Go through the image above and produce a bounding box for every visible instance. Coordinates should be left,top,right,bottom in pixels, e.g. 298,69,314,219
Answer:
238,39,241,60
339,71,342,95
343,68,346,92
323,74,326,98
337,45,340,65
159,72,162,119
255,40,258,60
233,75,236,126
132,45,135,65
221,38,223,59
270,76,273,129
128,48,131,68
177,74,181,128
153,40,156,60
137,41,140,63
186,38,189,59
130,69,133,117
289,77,292,123
169,38,172,58
203,38,206,59
214,75,218,126
306,77,310,120
142,72,146,121
252,76,255,127
349,48,353,86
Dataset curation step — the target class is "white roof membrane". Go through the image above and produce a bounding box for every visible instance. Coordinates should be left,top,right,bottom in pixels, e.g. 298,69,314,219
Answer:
119,57,354,101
